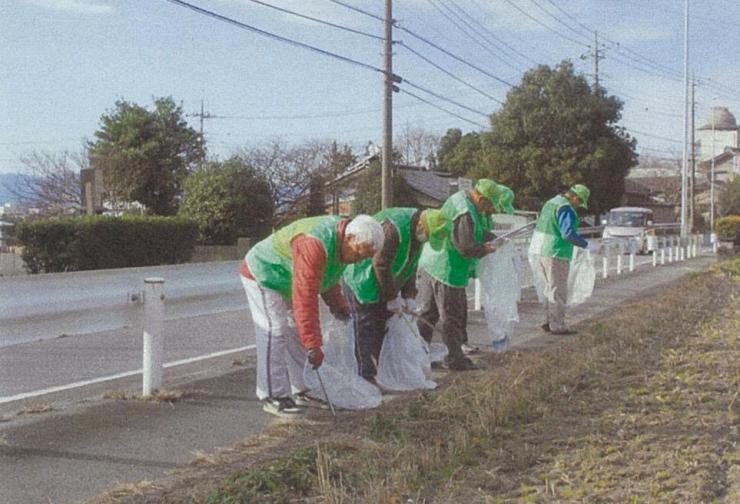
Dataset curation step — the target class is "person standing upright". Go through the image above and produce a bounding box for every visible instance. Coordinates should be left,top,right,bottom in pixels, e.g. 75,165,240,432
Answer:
529,184,599,335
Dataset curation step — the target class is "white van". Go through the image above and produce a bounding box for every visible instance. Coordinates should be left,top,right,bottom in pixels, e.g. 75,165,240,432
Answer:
602,207,655,254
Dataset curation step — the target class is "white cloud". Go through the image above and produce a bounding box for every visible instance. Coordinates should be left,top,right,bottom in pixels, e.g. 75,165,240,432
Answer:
27,0,113,15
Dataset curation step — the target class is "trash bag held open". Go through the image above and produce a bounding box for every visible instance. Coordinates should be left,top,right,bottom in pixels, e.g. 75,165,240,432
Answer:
476,241,522,350
302,318,381,410
376,311,437,391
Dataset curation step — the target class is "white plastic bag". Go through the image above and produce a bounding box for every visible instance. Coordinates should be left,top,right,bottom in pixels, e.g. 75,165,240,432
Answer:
476,241,522,349
567,247,596,305
302,319,381,410
376,313,437,391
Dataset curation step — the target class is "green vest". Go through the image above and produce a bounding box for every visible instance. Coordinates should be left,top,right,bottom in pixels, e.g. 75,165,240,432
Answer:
246,215,347,298
419,191,489,288
531,194,578,260
343,208,419,304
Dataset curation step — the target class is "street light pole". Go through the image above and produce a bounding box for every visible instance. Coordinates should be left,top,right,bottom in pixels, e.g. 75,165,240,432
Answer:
711,107,716,234
680,0,690,239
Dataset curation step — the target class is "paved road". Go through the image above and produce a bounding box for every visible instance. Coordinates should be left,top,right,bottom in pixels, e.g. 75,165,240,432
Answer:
0,252,713,504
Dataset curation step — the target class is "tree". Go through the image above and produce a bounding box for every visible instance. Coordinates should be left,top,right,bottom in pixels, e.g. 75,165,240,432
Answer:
6,149,86,214
439,131,483,177
437,128,462,169
237,139,343,225
351,161,417,215
324,141,356,214
88,97,205,216
395,124,440,168
305,173,326,217
470,61,637,215
178,158,273,244
720,176,740,216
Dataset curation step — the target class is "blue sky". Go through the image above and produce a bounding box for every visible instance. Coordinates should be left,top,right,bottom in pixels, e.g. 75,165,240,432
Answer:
1,0,738,174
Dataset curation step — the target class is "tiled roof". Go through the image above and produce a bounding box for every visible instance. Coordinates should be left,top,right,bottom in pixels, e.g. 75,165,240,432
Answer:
399,168,460,203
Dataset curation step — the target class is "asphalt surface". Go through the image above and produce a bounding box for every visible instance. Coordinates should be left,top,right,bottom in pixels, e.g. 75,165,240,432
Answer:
0,252,716,504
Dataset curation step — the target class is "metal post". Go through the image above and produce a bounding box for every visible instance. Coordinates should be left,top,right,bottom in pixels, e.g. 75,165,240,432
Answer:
652,249,657,267
668,238,673,263
616,243,623,275
629,251,635,272
474,278,481,311
660,242,665,265
680,0,689,239
142,277,165,397
602,243,608,279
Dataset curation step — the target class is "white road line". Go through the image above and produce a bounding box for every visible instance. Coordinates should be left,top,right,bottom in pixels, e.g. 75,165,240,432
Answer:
0,345,256,405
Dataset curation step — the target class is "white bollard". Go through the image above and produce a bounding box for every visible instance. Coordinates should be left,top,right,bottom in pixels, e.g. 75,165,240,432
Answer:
668,239,673,263
629,252,635,272
679,244,685,261
616,244,623,275
142,277,165,397
652,249,657,267
711,232,718,254
474,278,481,311
602,255,609,279
692,236,697,257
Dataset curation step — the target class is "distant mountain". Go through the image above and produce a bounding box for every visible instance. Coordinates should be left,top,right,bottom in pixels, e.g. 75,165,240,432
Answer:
0,173,23,204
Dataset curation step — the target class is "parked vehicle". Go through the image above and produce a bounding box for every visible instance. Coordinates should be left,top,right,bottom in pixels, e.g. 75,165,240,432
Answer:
602,207,655,254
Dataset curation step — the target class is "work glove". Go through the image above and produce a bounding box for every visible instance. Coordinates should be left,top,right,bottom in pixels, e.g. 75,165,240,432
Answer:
403,297,417,313
585,241,601,254
386,296,404,313
307,347,324,369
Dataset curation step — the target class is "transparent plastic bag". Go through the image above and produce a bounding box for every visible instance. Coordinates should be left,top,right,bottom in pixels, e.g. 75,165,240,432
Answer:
476,241,521,347
302,318,381,410
567,247,595,305
376,313,437,391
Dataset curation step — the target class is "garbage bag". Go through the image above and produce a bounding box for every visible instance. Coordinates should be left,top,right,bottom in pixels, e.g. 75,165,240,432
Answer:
476,241,521,347
376,313,437,391
567,247,595,305
302,318,381,410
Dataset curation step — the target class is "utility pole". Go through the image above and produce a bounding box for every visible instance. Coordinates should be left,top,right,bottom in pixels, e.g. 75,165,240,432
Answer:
381,0,393,209
680,0,689,239
690,77,696,232
581,31,604,92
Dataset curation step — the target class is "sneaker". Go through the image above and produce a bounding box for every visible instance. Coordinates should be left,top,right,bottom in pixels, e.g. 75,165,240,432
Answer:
461,343,481,355
294,391,329,410
262,397,305,417
541,323,551,332
445,357,478,371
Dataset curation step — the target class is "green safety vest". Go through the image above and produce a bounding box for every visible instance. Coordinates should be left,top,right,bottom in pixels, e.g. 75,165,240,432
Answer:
343,207,419,304
418,191,490,288
246,215,347,298
531,194,579,260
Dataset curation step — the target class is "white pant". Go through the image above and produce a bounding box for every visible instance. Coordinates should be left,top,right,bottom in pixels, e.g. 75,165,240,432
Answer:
537,256,570,332
240,276,307,400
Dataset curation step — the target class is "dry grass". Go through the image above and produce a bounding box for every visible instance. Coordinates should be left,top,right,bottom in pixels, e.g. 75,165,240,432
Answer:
16,402,54,416
89,258,740,504
102,389,194,403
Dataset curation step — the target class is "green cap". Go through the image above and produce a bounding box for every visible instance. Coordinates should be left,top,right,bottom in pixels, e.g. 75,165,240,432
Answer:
494,185,515,215
474,178,500,207
569,184,590,209
422,209,449,251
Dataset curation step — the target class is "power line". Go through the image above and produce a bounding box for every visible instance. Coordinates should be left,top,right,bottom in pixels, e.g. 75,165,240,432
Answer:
398,42,503,104
403,79,491,118
395,23,515,88
245,0,383,41
499,0,588,48
162,0,385,75
398,89,487,129
325,0,384,22
428,0,523,73
527,0,591,44
623,127,682,144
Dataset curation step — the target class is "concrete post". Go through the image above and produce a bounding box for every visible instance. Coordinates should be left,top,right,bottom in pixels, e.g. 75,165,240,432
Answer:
602,242,609,279
143,277,165,397
668,237,674,263
616,243,623,275
652,249,657,267
629,252,635,272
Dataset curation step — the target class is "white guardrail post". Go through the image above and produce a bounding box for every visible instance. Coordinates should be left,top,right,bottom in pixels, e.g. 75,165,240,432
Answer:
660,238,665,265
628,239,636,272
142,277,165,397
474,278,482,311
668,237,674,263
711,232,718,254
602,242,609,279
616,242,623,275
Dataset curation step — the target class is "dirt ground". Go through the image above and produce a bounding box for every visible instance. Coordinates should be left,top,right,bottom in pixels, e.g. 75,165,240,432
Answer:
91,261,739,504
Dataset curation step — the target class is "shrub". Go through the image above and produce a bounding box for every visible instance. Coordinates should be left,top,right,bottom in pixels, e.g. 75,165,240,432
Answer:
17,216,198,273
715,215,740,244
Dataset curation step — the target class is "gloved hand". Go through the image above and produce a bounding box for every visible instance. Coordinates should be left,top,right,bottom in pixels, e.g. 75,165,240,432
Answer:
585,241,601,254
403,297,417,313
386,296,404,313
307,347,324,369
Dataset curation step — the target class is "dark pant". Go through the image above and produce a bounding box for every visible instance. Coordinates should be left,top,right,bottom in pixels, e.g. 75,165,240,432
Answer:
344,286,392,380
415,269,468,364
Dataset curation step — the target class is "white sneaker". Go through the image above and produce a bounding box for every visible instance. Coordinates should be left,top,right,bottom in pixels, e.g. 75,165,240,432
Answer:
461,343,481,355
262,397,305,417
294,391,329,410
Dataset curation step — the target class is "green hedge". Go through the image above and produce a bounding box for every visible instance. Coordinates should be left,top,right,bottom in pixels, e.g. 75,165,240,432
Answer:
716,215,740,244
17,216,198,273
